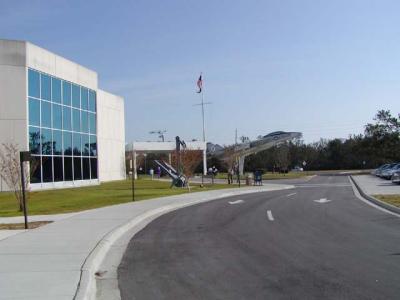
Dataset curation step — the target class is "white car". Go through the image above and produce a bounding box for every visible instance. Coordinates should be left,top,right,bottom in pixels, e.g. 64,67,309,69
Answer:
291,166,304,172
392,171,400,184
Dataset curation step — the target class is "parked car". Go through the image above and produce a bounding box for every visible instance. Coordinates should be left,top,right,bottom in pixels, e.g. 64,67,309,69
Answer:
392,171,400,184
291,166,304,172
381,163,400,180
372,164,388,175
376,163,396,177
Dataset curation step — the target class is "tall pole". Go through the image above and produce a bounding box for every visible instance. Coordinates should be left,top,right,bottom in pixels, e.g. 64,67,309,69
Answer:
131,143,135,201
194,73,210,176
201,89,207,176
201,92,206,142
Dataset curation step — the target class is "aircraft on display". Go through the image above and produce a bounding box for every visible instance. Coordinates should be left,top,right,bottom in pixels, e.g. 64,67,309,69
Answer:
207,131,302,175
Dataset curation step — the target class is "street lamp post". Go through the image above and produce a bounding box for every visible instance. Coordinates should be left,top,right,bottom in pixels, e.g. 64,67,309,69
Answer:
19,151,31,229
130,158,135,202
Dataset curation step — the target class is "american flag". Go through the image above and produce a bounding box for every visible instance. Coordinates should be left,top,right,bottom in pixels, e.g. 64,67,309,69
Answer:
197,74,203,93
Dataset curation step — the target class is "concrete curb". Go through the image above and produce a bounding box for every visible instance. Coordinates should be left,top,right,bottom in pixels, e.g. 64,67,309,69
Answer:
349,175,400,215
73,185,293,300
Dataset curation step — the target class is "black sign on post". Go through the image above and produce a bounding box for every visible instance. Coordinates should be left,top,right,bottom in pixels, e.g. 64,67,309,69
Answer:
20,151,31,230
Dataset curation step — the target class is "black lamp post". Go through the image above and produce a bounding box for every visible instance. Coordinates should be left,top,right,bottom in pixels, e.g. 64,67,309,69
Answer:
20,151,31,229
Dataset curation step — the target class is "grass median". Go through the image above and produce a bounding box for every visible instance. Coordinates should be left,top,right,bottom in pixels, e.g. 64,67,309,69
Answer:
0,178,232,217
373,195,400,208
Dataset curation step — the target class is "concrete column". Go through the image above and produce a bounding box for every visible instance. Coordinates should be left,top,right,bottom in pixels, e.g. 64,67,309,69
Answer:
168,153,172,165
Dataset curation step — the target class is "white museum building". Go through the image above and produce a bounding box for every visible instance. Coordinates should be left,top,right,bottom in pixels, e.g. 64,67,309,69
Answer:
0,39,126,191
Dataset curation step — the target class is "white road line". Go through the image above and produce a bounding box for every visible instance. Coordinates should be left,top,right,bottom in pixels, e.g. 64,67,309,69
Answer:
228,200,244,205
267,210,274,221
287,193,297,197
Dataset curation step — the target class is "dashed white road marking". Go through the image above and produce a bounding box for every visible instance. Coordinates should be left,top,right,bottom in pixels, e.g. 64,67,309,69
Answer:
267,210,274,221
287,193,297,197
228,200,244,205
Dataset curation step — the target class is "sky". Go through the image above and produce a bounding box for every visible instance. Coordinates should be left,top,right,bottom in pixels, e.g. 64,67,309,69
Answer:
0,0,399,145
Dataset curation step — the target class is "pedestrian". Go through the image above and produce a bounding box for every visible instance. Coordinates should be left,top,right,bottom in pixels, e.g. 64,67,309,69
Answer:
228,168,234,184
156,166,161,178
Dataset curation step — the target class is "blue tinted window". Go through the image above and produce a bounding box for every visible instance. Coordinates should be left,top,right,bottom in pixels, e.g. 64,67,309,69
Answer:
41,128,52,155
90,158,97,179
72,109,80,132
28,69,40,98
89,113,96,134
29,126,41,154
83,158,90,179
53,130,62,155
81,111,89,133
30,156,41,183
64,157,73,180
88,90,96,112
53,104,62,129
42,156,53,182
73,133,81,156
63,106,71,131
41,74,51,100
82,135,90,156
52,78,61,103
72,84,80,108
74,157,82,180
29,98,40,126
62,81,71,106
81,88,88,110
41,101,51,128
54,157,63,182
63,132,72,155
89,135,97,156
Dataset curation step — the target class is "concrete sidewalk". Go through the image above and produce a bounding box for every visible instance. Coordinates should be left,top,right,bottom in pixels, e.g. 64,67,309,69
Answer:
352,174,400,195
0,184,293,300
0,211,81,224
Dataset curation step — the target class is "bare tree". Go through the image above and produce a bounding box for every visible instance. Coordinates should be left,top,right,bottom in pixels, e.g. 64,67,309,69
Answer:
179,150,203,190
221,145,237,183
275,143,290,173
0,143,38,211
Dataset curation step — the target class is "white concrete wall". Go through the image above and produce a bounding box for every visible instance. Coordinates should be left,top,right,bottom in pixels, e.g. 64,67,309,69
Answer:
0,40,28,191
26,42,97,89
97,89,126,182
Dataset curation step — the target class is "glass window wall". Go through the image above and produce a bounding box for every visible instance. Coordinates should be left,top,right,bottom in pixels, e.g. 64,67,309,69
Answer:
27,68,98,184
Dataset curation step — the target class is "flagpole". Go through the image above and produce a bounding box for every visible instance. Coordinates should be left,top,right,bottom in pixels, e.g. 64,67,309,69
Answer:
201,82,207,176
201,91,206,142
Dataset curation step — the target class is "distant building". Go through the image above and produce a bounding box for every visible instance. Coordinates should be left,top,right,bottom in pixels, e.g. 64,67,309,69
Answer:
0,39,126,191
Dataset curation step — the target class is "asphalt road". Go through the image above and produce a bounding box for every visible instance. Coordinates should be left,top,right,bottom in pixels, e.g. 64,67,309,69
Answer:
118,176,400,300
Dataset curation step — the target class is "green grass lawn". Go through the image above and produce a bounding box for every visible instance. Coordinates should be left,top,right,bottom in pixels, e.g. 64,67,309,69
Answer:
374,195,400,208
0,179,232,217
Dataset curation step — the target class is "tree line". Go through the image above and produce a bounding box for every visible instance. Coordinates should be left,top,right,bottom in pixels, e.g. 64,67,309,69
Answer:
244,110,400,172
